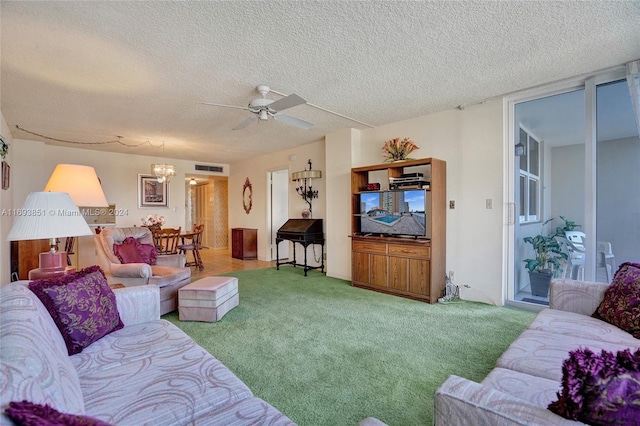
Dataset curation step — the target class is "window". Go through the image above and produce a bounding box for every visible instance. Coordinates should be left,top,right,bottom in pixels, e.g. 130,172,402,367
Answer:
519,127,540,223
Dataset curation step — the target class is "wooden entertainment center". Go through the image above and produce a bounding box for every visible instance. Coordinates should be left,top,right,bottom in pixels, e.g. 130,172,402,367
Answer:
351,158,446,303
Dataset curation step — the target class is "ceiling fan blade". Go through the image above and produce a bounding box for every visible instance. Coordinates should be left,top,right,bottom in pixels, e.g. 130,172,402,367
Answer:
273,113,313,130
268,94,307,112
201,102,251,111
232,115,257,130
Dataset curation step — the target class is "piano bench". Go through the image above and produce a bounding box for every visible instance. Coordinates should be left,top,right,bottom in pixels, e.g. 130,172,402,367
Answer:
178,276,239,322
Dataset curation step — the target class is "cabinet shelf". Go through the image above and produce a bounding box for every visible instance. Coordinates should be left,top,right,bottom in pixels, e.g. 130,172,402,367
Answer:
351,158,446,304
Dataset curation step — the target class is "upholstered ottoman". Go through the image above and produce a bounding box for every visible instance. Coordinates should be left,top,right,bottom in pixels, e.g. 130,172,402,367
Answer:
178,276,239,322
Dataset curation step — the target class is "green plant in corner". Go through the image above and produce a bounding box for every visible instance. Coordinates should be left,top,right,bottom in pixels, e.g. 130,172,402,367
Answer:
523,218,569,297
523,218,569,276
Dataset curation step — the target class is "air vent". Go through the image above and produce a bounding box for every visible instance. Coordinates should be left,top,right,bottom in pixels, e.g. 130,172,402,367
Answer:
195,164,224,173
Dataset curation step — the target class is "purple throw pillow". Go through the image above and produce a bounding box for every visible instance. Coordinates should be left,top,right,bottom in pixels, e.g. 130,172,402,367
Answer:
136,242,158,265
28,265,124,355
5,400,112,426
548,347,640,425
113,237,144,264
113,236,157,265
592,262,640,338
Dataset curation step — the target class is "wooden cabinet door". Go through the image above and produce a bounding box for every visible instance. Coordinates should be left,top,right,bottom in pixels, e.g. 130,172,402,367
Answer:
408,259,430,296
231,229,243,259
353,251,370,284
370,254,388,288
389,256,408,291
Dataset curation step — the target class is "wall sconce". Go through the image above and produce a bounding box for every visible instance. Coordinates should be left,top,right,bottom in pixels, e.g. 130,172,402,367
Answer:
292,159,322,218
515,142,525,156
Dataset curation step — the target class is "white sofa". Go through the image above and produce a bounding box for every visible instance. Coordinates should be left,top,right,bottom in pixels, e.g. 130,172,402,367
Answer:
434,278,640,425
0,281,294,425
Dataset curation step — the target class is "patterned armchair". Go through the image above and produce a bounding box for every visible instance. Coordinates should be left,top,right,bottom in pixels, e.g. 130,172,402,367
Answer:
94,226,191,314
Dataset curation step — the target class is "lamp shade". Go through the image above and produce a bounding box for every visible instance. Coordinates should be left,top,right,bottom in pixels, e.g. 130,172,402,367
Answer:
6,192,93,241
291,170,322,181
44,164,109,207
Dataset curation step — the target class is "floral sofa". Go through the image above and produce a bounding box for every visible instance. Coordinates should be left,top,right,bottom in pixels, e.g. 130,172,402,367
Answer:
0,276,294,425
434,271,640,425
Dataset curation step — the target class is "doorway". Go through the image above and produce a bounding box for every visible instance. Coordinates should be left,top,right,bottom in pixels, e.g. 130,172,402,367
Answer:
268,169,289,261
507,71,640,307
185,175,229,250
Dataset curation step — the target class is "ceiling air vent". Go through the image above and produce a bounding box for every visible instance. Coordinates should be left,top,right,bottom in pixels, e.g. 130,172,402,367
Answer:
195,165,224,173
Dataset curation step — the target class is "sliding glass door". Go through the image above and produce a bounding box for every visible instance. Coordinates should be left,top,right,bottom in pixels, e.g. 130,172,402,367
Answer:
508,70,639,307
595,79,640,282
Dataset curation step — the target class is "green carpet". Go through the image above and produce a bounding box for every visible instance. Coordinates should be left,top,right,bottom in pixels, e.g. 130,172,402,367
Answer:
164,267,535,426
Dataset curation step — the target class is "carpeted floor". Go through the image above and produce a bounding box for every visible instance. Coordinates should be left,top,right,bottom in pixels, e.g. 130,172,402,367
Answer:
164,267,536,426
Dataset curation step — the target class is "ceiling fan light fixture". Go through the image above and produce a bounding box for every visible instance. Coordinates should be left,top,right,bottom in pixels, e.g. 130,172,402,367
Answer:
259,110,269,121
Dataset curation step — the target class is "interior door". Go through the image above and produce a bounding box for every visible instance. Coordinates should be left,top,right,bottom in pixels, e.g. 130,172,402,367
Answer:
270,169,289,260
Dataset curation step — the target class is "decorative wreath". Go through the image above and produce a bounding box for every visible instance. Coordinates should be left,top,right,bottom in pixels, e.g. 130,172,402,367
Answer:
0,135,8,160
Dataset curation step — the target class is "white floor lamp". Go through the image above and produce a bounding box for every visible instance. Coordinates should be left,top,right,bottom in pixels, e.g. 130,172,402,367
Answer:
43,164,109,268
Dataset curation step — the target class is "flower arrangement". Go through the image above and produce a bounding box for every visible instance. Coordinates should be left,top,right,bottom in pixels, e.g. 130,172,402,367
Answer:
382,137,419,162
141,214,165,227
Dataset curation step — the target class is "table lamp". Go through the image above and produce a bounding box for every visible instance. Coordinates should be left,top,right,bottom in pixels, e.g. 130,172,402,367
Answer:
7,192,93,279
44,164,109,207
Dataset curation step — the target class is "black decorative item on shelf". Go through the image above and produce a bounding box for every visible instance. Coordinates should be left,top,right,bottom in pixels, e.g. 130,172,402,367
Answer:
292,159,322,217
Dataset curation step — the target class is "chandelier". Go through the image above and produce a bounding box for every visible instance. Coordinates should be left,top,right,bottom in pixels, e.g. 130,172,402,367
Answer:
151,163,176,183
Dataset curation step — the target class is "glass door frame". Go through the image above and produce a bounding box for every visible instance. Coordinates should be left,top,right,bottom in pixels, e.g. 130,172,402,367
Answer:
503,66,627,308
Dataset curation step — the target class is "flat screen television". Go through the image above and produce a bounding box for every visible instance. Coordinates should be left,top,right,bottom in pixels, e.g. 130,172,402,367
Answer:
357,189,430,238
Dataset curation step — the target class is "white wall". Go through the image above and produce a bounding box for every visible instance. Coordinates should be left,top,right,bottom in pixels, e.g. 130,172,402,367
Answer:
550,143,585,228
228,140,326,263
596,136,640,264
5,137,227,280
323,100,505,304
325,128,359,280
0,112,15,282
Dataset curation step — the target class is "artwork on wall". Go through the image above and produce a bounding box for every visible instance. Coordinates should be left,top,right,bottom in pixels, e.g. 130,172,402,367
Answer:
2,161,10,190
138,174,169,208
242,177,252,214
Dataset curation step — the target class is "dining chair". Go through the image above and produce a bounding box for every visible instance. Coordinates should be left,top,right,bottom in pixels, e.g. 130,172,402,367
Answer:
64,236,75,267
153,227,182,255
178,224,205,270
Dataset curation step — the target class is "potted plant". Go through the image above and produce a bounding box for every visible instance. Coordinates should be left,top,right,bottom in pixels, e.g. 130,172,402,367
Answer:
523,218,569,297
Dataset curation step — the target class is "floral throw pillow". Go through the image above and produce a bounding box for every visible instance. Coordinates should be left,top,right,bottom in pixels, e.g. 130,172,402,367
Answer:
113,236,157,265
28,265,124,355
5,400,112,426
548,347,640,425
592,262,640,338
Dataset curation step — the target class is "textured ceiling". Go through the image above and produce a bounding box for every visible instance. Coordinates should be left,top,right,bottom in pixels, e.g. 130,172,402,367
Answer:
2,1,639,164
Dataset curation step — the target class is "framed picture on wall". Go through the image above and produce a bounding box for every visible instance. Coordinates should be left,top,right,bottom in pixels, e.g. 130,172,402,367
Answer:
2,161,9,190
138,174,169,208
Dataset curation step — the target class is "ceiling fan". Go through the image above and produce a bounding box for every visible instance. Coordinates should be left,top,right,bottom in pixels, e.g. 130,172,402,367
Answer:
202,85,313,131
